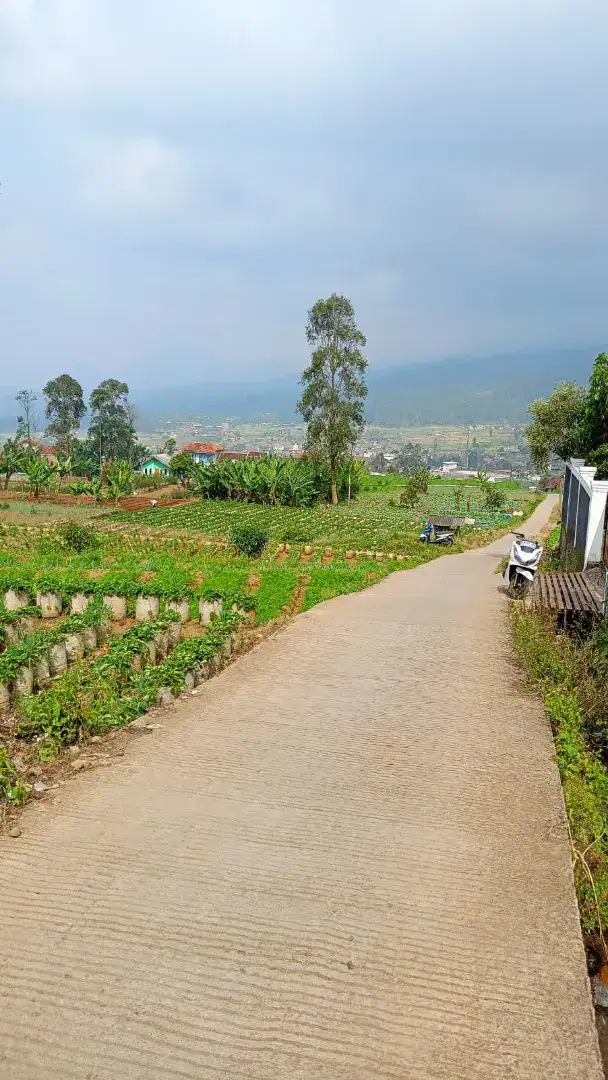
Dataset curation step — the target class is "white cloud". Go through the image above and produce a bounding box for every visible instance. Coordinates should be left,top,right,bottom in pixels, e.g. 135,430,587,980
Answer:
79,136,185,213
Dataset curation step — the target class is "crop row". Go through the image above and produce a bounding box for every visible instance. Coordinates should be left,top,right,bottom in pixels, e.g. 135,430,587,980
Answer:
0,599,109,707
14,610,244,760
0,572,256,624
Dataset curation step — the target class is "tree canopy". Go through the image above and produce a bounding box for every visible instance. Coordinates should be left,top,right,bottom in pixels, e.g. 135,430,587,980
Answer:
43,373,86,455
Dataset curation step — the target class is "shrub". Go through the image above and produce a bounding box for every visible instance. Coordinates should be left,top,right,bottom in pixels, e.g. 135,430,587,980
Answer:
280,527,312,543
229,525,269,558
484,486,507,512
59,521,98,553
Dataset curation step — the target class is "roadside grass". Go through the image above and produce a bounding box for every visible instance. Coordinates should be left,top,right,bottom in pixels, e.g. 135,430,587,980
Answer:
512,607,608,944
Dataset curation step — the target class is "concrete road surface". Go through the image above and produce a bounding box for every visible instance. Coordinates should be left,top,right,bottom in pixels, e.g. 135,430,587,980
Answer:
0,494,602,1079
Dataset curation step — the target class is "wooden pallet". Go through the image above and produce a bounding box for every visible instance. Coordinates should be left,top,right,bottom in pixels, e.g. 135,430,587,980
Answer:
427,516,467,529
532,572,600,614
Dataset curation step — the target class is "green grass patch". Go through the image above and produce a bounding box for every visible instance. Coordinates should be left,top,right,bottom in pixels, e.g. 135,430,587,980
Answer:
255,569,299,622
302,563,387,611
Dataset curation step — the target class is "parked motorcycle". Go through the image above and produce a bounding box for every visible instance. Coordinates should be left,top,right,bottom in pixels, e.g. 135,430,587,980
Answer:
503,533,543,597
419,523,455,546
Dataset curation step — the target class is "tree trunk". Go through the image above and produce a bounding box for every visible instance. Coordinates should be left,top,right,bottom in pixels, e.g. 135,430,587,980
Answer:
330,468,338,506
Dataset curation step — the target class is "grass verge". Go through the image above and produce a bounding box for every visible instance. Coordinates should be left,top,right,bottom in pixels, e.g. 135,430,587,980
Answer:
512,607,608,949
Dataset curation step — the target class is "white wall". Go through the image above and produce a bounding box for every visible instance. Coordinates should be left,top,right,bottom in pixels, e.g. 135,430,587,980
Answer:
566,459,608,567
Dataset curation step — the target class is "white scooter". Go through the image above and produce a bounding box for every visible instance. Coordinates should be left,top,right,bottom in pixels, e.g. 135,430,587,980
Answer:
503,533,543,597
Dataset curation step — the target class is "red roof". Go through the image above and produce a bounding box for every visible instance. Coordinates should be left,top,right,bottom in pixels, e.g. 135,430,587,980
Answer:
180,442,223,454
17,439,56,456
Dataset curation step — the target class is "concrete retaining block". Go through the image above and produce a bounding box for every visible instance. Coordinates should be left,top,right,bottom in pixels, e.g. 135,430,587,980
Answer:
136,596,159,622
166,599,189,623
4,590,30,611
36,592,62,619
103,595,127,620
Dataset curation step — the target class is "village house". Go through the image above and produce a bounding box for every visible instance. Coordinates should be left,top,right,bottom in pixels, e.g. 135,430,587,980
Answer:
17,439,58,466
179,442,223,465
139,453,171,477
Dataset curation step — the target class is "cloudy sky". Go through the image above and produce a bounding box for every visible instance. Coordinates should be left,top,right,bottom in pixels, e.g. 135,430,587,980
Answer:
1,0,607,388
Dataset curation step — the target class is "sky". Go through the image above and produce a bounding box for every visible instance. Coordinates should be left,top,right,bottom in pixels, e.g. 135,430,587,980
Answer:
1,0,607,389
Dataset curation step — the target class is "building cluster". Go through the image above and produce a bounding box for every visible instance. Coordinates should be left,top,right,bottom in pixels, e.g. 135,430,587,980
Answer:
139,441,276,476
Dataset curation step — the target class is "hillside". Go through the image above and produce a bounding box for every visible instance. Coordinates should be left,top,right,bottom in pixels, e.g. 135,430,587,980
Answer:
130,349,594,426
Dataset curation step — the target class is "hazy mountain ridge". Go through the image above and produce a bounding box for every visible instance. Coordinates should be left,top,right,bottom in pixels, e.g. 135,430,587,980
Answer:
0,349,594,432
129,349,594,426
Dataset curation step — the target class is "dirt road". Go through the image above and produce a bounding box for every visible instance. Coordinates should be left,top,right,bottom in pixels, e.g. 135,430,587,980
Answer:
0,495,602,1079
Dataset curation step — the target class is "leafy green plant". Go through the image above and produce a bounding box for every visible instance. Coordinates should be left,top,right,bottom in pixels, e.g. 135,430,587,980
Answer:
105,460,136,502
21,452,57,499
0,747,27,806
255,570,298,622
229,525,269,558
483,486,507,513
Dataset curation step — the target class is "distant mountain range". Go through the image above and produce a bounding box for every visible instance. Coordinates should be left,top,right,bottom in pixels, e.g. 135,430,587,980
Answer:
0,348,596,432
128,349,595,427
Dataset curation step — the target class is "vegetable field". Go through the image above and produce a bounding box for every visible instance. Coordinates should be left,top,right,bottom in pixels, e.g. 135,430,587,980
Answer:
108,484,538,551
0,482,540,814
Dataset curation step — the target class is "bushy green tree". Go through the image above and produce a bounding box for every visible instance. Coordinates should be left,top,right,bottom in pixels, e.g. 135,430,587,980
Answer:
297,294,368,505
169,451,197,483
399,466,429,509
525,381,586,471
88,379,140,465
396,442,426,476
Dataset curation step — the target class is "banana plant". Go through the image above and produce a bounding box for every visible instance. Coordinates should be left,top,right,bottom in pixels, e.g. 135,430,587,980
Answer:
0,438,24,491
21,452,57,499
56,456,73,492
105,460,136,503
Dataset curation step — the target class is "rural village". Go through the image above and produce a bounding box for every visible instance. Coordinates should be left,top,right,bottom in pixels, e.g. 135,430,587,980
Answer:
1,330,608,1077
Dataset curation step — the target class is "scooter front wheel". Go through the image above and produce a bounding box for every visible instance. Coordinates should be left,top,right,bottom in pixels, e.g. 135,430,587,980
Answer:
508,575,528,599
